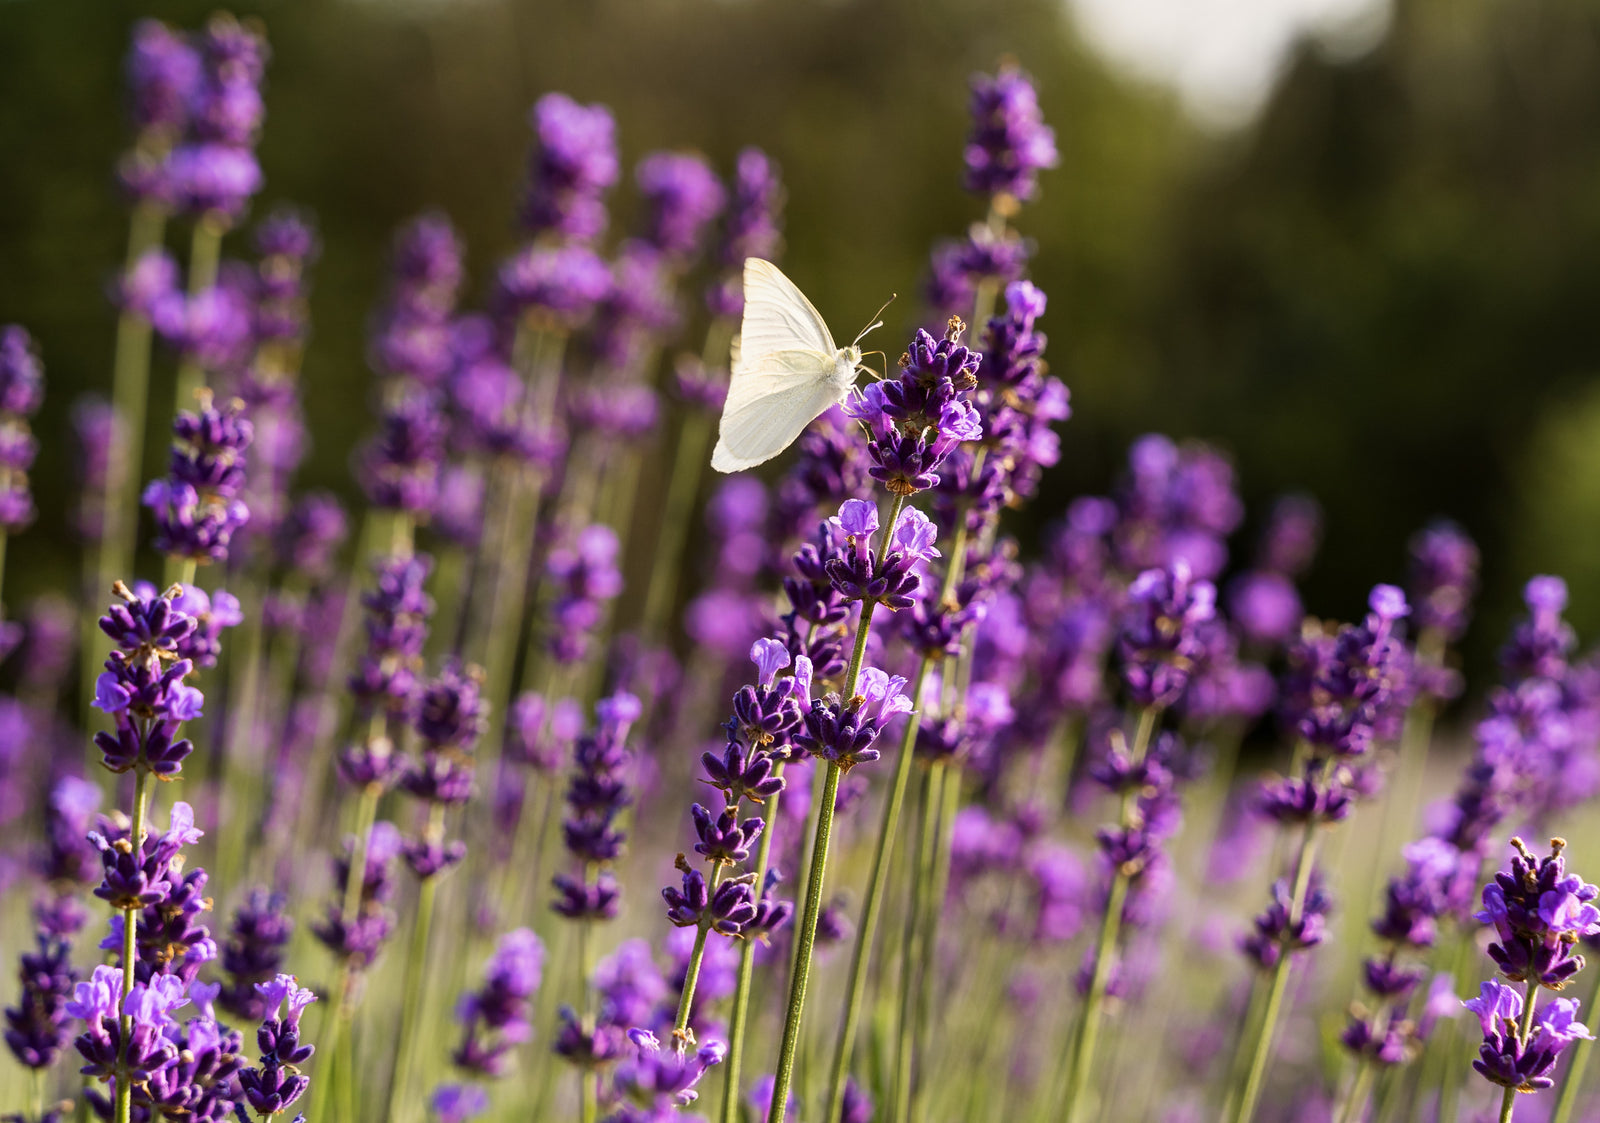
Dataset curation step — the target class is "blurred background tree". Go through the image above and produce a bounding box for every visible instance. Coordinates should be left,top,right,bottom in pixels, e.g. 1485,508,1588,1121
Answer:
1,0,1598,681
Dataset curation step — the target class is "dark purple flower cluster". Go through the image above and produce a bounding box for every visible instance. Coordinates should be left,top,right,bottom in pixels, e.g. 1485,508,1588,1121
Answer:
1260,586,1411,824
819,499,941,611
795,665,913,772
1476,836,1600,989
312,820,403,969
546,525,625,664
925,225,1031,321
4,902,79,1070
217,889,293,1023
451,927,544,1077
663,640,807,941
400,659,487,877
144,391,254,564
553,693,640,922
1463,838,1600,1096
1111,434,1245,583
706,148,784,319
100,848,215,987
1241,876,1333,970
0,325,43,532
963,64,1059,204
272,490,347,582
843,321,983,498
346,554,434,725
521,92,619,243
91,584,205,776
234,975,315,1119
1117,561,1217,711
635,151,725,264
37,775,103,889
1343,837,1465,1067
358,390,448,517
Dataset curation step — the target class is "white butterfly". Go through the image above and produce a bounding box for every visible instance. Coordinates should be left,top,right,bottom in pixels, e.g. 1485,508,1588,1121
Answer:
710,258,880,473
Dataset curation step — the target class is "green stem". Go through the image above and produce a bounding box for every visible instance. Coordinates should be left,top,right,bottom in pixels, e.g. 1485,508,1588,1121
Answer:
114,768,152,1123
172,212,227,415
1229,813,1324,1123
1338,1060,1377,1123
385,871,440,1123
343,782,382,927
766,760,844,1123
823,654,934,1123
30,1066,42,1121
892,764,942,1123
721,762,786,1123
1059,706,1158,1123
1550,967,1600,1123
640,315,734,640
671,865,726,1053
88,202,166,732
579,911,597,1123
911,759,962,1123
1501,980,1542,1123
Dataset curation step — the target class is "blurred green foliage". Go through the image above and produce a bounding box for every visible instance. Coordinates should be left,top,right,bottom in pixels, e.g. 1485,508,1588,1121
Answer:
3,0,1600,680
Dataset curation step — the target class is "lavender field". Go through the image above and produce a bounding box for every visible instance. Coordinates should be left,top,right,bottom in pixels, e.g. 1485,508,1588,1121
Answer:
1,10,1599,1123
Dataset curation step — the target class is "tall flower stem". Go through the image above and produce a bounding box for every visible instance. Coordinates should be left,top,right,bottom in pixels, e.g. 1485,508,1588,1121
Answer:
671,864,728,1052
1500,981,1541,1123
1229,812,1324,1123
172,211,227,417
1060,704,1159,1123
823,654,934,1122
87,200,167,732
1550,968,1600,1123
639,316,734,640
385,855,442,1123
722,761,786,1123
578,908,597,1123
114,766,152,1123
912,760,963,1123
765,502,896,1123
892,762,943,1123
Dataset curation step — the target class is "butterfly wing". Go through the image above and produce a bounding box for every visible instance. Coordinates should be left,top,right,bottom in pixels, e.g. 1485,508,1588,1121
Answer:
729,258,837,377
711,357,849,473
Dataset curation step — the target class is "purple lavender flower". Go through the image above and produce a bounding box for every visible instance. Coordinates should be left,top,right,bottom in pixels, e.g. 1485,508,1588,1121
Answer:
92,584,205,776
707,148,784,318
1407,521,1479,644
553,693,639,922
521,92,619,242
452,928,544,1077
1464,979,1593,1091
144,391,253,564
495,243,611,327
795,665,911,771
71,395,128,542
964,64,1059,203
635,151,725,263
430,1083,489,1123
217,889,293,1023
0,325,44,532
347,553,434,722
312,820,403,969
611,1028,726,1114
358,390,448,516
1117,561,1216,711
546,525,625,664
125,20,200,137
4,902,78,1069
235,974,316,1118
1476,837,1600,989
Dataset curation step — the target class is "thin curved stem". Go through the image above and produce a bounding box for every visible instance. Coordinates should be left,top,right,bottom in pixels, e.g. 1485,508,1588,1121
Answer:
721,763,786,1123
1059,706,1158,1123
671,866,726,1054
766,759,844,1123
1229,813,1323,1123
385,807,444,1123
823,654,934,1123
1501,981,1541,1123
893,763,943,1123
114,768,151,1123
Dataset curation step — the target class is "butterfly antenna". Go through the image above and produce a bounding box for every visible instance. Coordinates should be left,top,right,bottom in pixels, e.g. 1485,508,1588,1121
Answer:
852,292,898,346
859,350,889,381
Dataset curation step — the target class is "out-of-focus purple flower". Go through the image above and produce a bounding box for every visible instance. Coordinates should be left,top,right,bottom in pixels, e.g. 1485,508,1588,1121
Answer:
274,491,347,580
546,525,625,664
496,243,611,327
312,820,403,969
1227,571,1303,649
1118,562,1216,710
1407,521,1479,645
964,64,1058,203
347,553,434,723
4,901,78,1070
707,148,784,318
430,1083,490,1123
125,20,200,136
217,889,293,1023
635,151,725,263
452,928,544,1077
553,694,639,922
521,92,619,243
